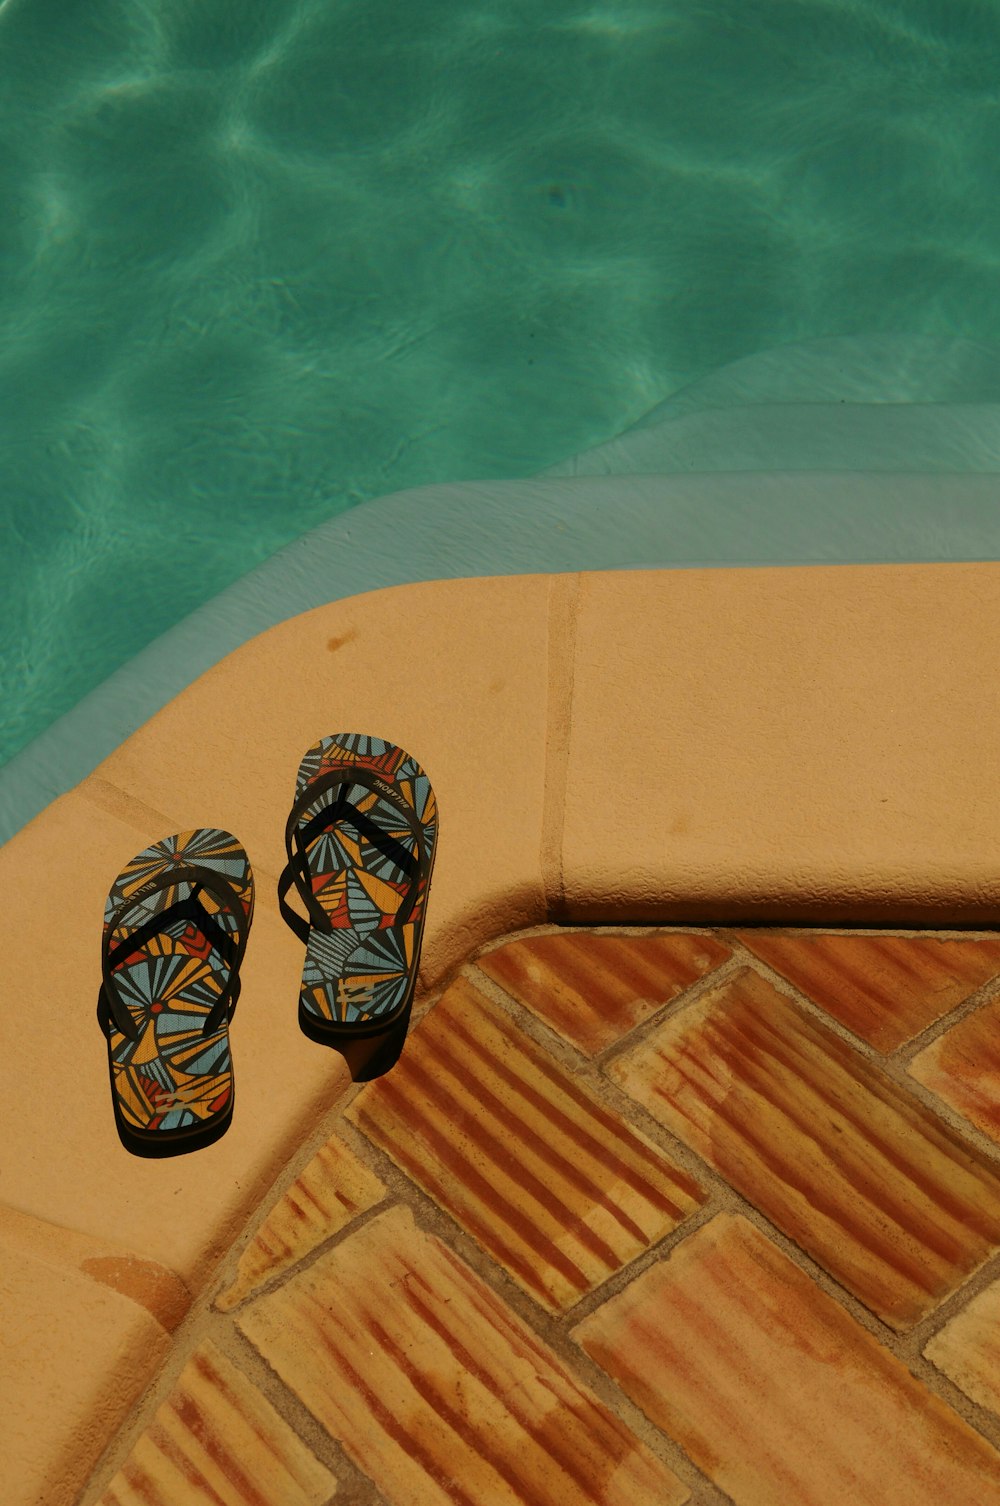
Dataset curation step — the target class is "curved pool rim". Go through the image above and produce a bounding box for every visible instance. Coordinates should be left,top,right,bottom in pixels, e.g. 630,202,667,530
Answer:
5,334,1000,848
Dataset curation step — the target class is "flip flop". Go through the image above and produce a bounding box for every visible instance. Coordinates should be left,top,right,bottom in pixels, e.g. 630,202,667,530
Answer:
97,829,254,1157
277,733,438,1081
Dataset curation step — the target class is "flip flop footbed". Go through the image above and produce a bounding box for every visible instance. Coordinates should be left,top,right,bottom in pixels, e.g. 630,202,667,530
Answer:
102,829,253,1139
293,734,437,1028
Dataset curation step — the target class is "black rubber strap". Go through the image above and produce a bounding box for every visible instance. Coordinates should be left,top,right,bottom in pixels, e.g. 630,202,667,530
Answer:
99,862,249,1041
278,768,425,942
97,963,242,1041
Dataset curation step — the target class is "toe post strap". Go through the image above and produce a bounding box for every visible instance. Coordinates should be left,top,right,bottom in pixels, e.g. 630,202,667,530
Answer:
99,861,249,1040
278,767,427,943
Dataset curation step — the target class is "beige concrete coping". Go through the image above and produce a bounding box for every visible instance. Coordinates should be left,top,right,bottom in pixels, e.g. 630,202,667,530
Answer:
1,1208,175,1506
3,561,1000,1504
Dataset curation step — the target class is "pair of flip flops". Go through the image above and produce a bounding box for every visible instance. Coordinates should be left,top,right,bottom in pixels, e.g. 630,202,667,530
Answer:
97,734,438,1158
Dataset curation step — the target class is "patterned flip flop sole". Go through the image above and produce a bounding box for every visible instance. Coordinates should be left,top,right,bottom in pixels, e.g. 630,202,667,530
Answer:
279,733,438,1077
99,828,254,1157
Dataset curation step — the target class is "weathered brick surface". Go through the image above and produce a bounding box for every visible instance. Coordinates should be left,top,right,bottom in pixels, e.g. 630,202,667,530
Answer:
608,967,1000,1328
575,1213,1000,1506
924,1276,1000,1417
97,1341,334,1506
76,925,1000,1506
737,931,1000,1050
477,930,731,1054
347,975,705,1311
909,996,1000,1146
238,1206,688,1506
217,1134,386,1311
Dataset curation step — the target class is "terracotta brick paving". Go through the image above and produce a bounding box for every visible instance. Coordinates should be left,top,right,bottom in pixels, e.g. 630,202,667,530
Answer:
736,931,1000,1051
216,1136,387,1313
909,995,1000,1146
607,966,1000,1329
575,1213,1000,1506
98,1342,335,1506
345,976,705,1313
238,1205,685,1506
477,931,733,1056
925,1276,1000,1418
84,925,1000,1506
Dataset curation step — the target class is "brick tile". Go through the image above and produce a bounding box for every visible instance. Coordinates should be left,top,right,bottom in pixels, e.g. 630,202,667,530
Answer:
217,1135,386,1311
238,1204,688,1506
98,1340,334,1506
575,1212,1000,1506
347,976,705,1312
477,931,731,1054
924,1276,1000,1416
908,997,1000,1146
736,931,1000,1051
608,967,1000,1328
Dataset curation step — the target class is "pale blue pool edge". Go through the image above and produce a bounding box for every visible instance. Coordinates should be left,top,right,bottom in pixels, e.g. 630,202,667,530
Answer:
2,465,999,848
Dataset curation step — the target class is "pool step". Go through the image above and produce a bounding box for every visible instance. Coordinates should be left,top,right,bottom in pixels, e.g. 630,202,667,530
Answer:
624,335,1000,431
541,401,1000,478
541,334,1000,478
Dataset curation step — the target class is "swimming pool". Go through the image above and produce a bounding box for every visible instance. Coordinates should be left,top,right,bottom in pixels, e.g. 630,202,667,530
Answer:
3,0,1000,767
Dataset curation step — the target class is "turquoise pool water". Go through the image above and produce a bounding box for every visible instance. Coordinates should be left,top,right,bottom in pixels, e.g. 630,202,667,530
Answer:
3,0,1000,765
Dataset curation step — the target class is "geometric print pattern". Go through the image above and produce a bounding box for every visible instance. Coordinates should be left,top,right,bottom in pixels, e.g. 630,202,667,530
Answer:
291,734,438,1028
100,828,254,1144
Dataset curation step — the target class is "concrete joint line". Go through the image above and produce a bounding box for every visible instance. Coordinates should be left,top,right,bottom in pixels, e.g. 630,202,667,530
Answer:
541,572,581,924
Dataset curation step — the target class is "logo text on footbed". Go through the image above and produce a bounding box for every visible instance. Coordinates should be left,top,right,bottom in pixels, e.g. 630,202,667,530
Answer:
373,778,407,803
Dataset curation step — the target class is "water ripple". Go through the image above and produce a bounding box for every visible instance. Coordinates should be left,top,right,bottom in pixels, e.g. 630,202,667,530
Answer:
3,0,1000,761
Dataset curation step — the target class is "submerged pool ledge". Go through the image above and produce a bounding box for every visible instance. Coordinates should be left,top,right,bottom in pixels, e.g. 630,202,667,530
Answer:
3,467,1000,847
4,559,1000,1506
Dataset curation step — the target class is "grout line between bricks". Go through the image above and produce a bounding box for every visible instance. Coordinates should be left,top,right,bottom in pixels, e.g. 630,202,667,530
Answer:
212,1304,385,1504
719,941,1000,1171
332,1126,728,1503
540,572,581,924
895,971,1000,1062
464,943,1000,1456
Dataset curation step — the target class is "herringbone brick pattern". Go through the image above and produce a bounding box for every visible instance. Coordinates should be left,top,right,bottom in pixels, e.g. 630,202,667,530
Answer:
89,926,1000,1506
